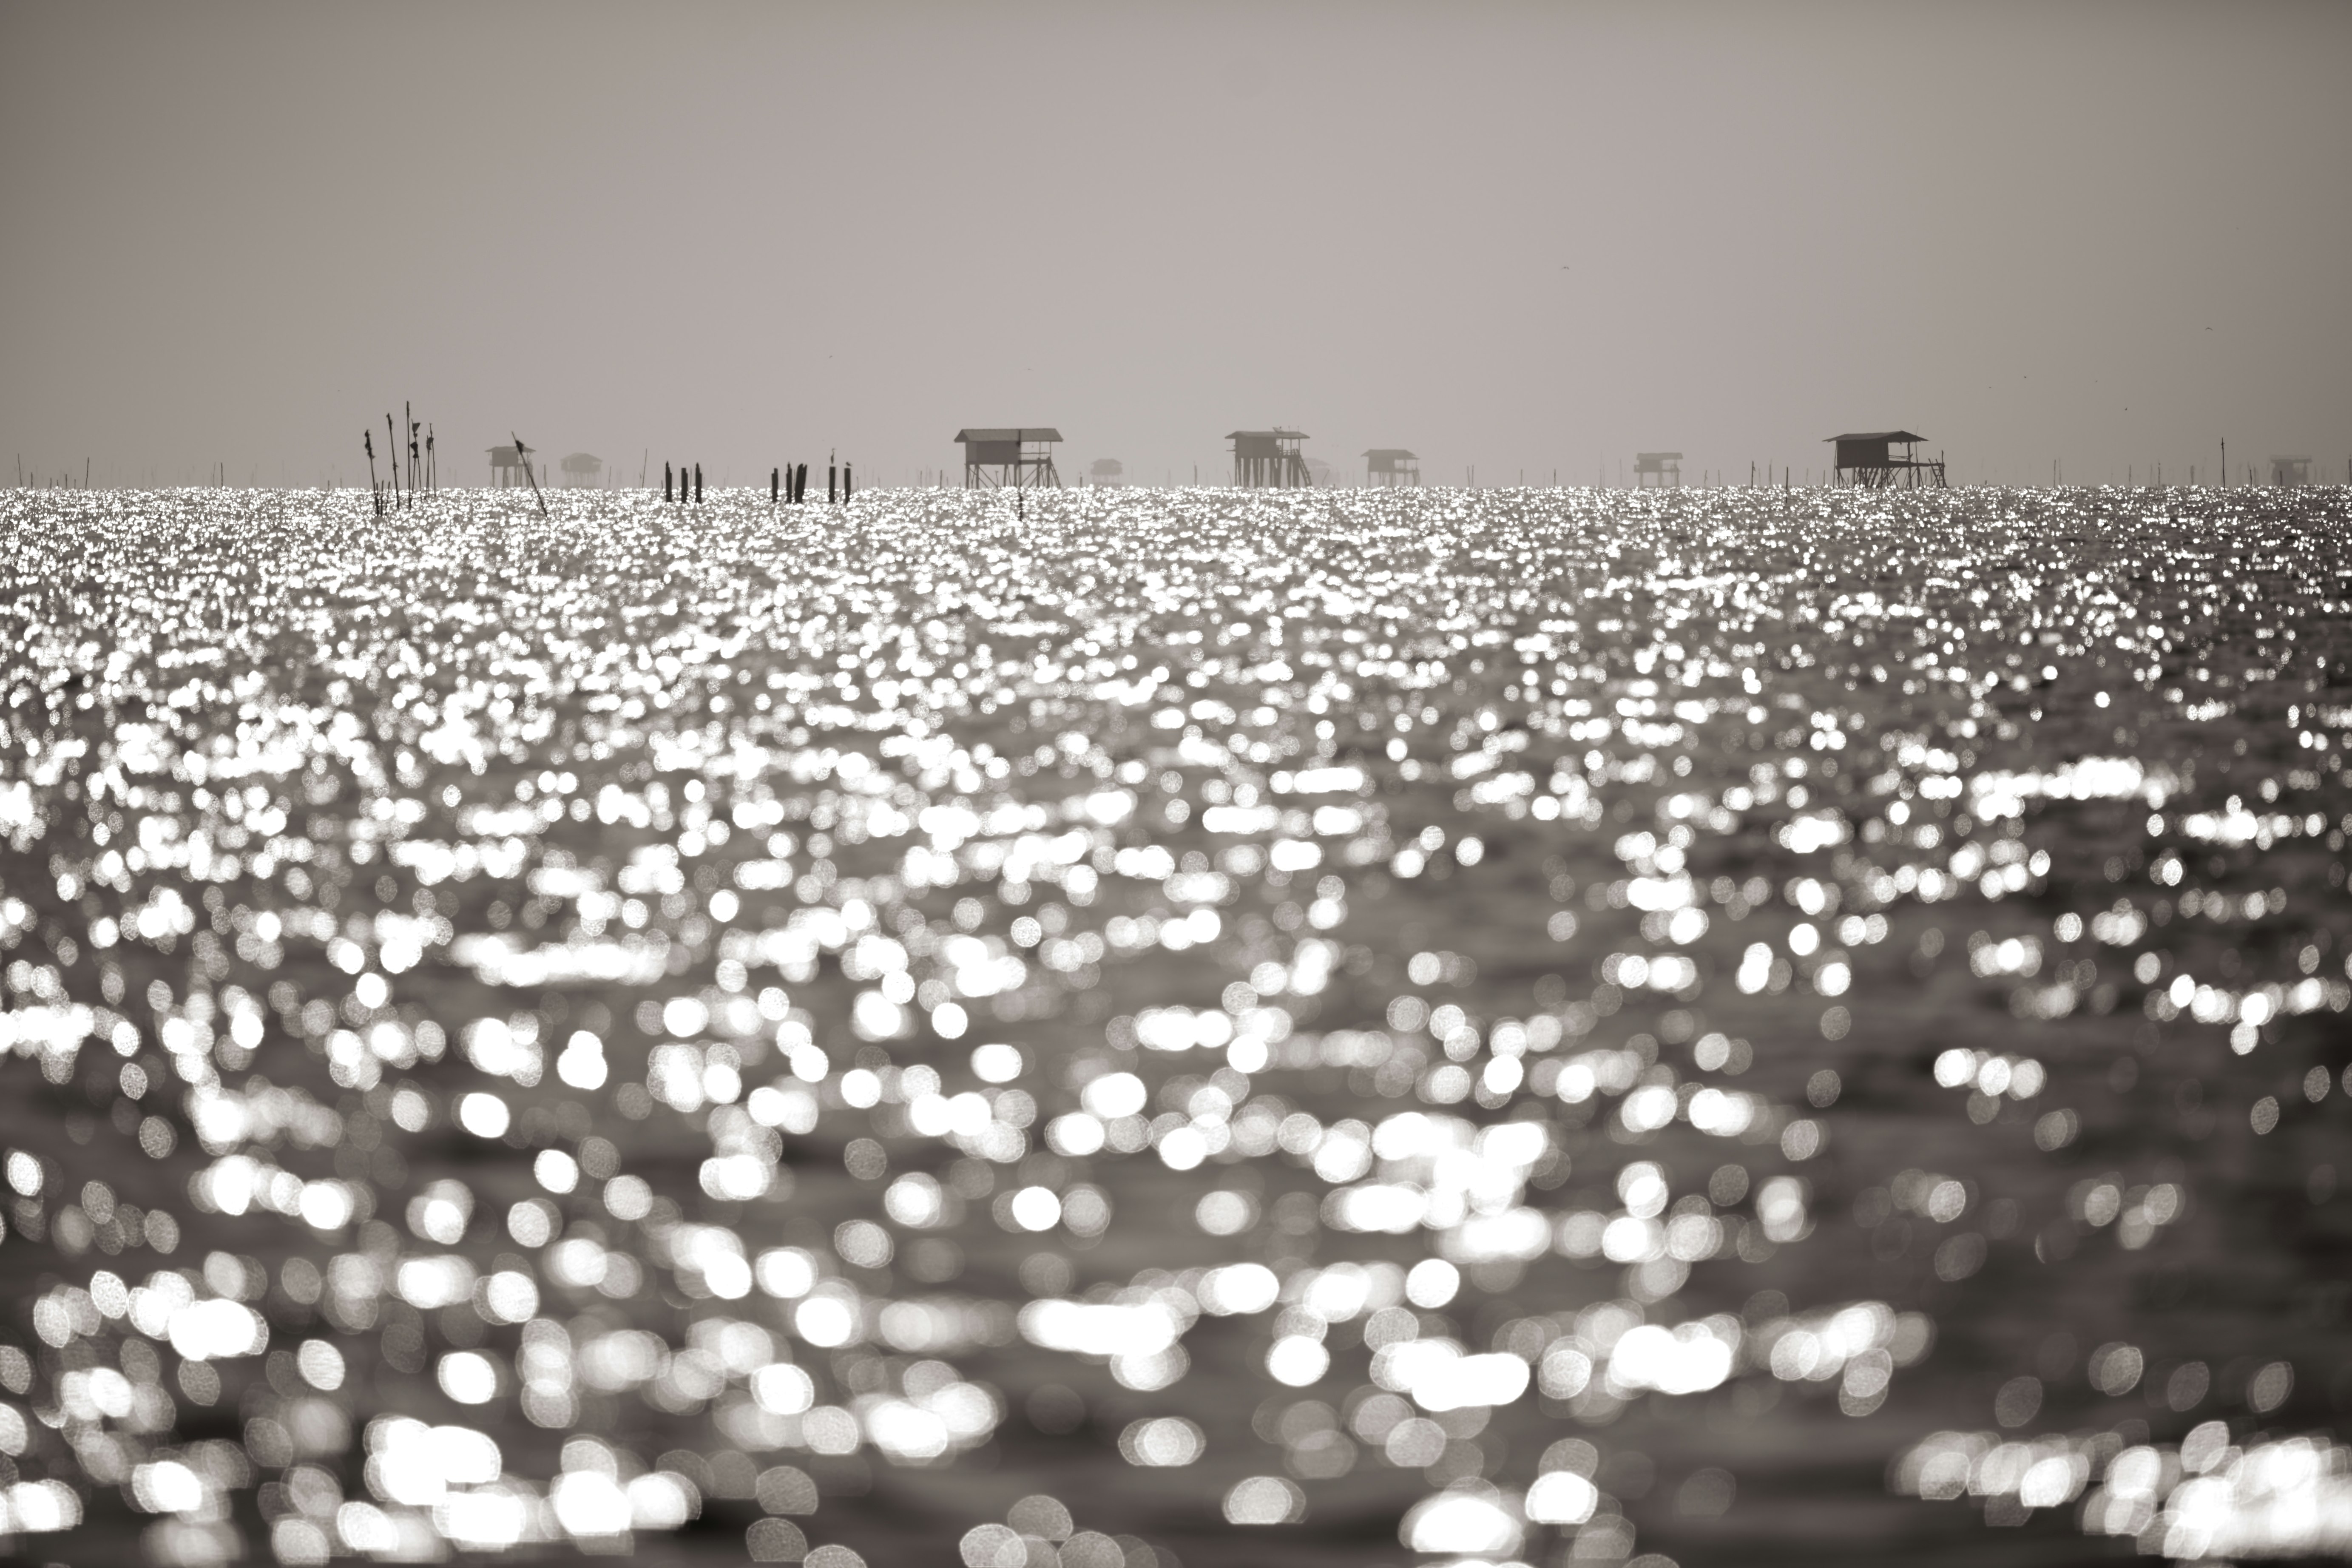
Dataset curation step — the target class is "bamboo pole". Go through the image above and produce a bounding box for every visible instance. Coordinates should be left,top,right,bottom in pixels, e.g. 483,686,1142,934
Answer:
513,432,549,517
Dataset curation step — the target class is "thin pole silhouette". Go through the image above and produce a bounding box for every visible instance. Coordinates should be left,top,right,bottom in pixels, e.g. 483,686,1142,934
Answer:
513,432,548,517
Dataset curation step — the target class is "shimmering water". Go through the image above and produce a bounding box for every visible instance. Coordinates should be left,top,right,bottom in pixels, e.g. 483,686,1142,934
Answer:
1,484,2348,1568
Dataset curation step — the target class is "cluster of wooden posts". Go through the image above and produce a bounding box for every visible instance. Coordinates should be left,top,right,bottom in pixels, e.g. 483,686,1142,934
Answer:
352,435,870,511
766,460,851,504
363,401,436,515
657,458,852,503
15,459,91,489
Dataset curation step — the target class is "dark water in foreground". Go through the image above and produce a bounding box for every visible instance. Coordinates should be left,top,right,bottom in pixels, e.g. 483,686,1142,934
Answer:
0,485,2348,1568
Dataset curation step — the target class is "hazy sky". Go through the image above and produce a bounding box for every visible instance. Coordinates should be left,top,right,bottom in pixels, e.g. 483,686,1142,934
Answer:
4,0,2347,491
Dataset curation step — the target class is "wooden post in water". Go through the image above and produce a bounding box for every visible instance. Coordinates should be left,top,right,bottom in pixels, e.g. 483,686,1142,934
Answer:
364,431,380,514
512,432,549,517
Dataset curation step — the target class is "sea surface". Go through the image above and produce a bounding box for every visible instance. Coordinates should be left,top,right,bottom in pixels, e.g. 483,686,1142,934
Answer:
0,484,2347,1568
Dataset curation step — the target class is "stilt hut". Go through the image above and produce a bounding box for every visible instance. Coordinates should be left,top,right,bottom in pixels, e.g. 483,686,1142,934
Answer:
1633,452,1683,488
956,429,1063,489
1230,430,1311,488
1826,431,1947,489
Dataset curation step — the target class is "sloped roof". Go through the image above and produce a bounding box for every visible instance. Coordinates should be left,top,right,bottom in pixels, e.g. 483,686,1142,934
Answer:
1825,431,1926,443
1363,449,1417,460
1228,429,1307,440
955,428,1062,443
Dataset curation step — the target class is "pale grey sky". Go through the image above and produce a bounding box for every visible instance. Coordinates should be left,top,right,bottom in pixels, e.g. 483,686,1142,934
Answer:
4,0,2346,490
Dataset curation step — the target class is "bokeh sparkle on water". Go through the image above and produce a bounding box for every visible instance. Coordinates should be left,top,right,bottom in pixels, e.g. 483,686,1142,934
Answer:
0,484,2348,1568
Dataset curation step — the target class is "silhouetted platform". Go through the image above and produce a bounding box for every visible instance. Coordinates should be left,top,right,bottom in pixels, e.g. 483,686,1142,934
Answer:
957,429,1062,490
1634,452,1683,488
1231,430,1311,489
1827,431,1946,489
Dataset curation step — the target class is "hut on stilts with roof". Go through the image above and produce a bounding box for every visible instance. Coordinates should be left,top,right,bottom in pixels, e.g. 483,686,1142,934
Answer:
1230,430,1312,489
955,429,1062,490
1826,431,1946,489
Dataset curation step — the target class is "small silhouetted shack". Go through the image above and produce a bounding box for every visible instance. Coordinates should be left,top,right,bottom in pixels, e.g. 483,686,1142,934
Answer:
1230,429,1311,489
1826,431,1946,489
488,445,530,488
1633,452,1682,488
1088,458,1124,486
1365,449,1419,487
2270,456,2311,487
957,429,1062,489
560,452,602,488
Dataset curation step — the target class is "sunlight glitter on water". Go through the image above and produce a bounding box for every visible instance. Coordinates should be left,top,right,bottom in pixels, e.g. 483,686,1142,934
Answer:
0,483,2347,1567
